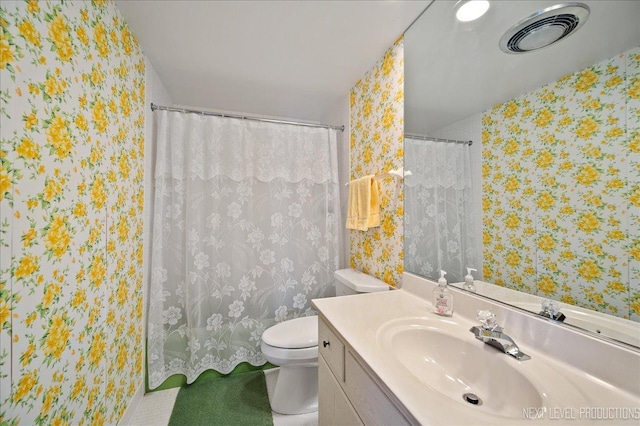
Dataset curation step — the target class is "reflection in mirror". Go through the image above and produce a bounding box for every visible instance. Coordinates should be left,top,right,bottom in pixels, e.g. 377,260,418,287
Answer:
404,136,478,283
404,0,640,347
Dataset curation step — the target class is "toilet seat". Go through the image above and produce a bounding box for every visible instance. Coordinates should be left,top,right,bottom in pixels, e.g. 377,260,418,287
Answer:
261,316,319,366
261,343,318,366
261,316,318,349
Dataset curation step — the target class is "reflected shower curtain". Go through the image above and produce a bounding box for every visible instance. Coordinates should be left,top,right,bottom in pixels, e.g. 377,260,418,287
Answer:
404,137,478,283
148,110,340,389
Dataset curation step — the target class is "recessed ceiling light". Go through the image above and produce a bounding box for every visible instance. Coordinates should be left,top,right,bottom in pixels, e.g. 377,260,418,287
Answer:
455,0,490,22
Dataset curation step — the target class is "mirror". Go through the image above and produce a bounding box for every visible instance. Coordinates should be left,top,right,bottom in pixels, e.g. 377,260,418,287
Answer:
404,0,640,347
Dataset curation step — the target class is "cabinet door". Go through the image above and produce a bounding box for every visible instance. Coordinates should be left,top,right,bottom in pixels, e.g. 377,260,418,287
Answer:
319,317,345,381
344,352,411,426
319,355,363,426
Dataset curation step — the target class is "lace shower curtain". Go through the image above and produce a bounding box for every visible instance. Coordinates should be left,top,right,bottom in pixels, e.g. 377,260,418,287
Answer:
148,110,340,388
404,137,478,283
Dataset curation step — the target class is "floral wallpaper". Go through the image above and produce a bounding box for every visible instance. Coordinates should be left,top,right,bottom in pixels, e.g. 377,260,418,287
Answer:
628,48,640,322
482,47,640,320
0,0,146,424
349,37,404,286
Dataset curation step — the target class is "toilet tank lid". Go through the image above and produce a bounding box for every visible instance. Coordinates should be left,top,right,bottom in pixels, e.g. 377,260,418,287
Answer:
262,316,318,349
334,268,390,293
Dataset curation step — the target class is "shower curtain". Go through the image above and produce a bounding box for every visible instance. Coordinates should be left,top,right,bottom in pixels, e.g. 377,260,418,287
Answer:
404,137,478,283
147,110,340,389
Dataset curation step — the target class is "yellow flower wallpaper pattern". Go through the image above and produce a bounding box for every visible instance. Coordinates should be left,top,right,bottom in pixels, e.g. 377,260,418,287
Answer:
0,1,145,424
482,47,639,320
349,37,404,286
628,48,640,321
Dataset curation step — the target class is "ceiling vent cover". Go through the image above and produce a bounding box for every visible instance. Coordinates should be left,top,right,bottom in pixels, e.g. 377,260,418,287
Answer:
499,3,590,54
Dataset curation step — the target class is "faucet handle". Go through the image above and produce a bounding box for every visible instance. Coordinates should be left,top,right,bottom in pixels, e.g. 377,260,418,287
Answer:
541,299,558,315
540,299,566,322
477,309,499,330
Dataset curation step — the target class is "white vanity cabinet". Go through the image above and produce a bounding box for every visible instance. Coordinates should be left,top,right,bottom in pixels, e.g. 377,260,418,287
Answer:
318,315,412,426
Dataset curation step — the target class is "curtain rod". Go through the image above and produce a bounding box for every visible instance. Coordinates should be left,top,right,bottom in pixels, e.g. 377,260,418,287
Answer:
150,103,344,132
404,133,472,146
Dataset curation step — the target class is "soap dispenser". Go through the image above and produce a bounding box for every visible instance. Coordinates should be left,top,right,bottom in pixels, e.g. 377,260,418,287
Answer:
433,270,453,316
464,268,477,293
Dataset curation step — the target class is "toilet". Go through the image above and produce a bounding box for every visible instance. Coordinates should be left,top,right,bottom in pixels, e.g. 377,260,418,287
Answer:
261,268,389,415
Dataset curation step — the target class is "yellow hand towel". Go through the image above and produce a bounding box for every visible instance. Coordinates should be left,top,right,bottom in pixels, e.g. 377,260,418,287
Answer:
346,175,381,231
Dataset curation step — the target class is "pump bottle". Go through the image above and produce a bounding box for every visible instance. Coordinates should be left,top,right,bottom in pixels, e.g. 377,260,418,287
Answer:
464,267,477,293
433,270,454,316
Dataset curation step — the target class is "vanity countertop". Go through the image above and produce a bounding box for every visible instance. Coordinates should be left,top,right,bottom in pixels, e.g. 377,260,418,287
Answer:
312,276,640,425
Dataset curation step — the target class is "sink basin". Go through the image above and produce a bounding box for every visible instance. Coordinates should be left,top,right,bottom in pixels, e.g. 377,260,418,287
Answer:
377,318,543,419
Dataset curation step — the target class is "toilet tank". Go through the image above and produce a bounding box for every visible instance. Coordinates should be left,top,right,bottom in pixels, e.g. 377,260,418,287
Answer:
334,268,390,296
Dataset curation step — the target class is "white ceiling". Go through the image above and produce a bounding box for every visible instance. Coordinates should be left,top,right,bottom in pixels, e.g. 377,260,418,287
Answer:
405,0,640,134
116,0,430,123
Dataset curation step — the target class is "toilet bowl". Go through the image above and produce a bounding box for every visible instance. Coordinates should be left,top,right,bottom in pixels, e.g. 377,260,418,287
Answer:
261,316,319,415
260,268,389,415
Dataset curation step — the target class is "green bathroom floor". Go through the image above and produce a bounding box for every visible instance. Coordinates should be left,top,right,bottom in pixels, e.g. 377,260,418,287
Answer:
167,370,274,426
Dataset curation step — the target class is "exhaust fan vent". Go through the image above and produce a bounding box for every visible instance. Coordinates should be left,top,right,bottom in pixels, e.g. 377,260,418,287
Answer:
499,3,590,54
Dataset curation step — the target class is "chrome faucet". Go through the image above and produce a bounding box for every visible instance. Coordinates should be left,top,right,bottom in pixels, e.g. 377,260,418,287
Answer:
539,299,566,322
469,310,531,361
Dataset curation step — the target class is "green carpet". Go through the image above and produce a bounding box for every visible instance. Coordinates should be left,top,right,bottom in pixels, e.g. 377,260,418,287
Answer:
168,370,274,426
